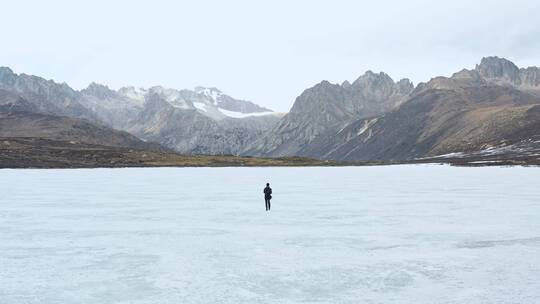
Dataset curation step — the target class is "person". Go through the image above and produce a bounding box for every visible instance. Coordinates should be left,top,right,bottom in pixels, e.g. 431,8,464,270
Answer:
264,183,272,211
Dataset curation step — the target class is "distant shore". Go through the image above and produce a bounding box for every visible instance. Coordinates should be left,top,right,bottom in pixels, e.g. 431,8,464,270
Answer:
1,137,539,169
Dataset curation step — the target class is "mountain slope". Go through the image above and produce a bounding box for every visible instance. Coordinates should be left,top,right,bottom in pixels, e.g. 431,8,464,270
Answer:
123,92,281,154
78,84,282,154
244,72,413,157
0,67,281,155
245,56,540,161
0,89,38,113
318,59,540,160
0,67,98,122
3,57,540,162
0,91,161,151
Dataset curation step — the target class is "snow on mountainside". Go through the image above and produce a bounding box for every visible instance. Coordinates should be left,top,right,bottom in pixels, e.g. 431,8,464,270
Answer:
193,86,275,117
80,84,283,154
195,87,221,104
217,109,278,118
0,67,282,155
112,85,278,120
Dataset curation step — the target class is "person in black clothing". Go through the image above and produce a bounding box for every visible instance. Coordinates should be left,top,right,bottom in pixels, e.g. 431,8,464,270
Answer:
264,183,272,211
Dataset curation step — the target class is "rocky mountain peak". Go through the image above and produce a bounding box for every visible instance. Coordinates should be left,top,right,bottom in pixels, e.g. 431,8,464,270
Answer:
349,71,407,99
396,78,414,93
475,56,521,84
148,86,181,100
317,80,339,89
451,69,486,85
118,86,147,103
82,82,116,99
195,86,222,94
288,80,342,114
341,80,352,89
0,66,14,76
0,67,17,86
469,57,540,94
352,71,393,87
194,87,222,104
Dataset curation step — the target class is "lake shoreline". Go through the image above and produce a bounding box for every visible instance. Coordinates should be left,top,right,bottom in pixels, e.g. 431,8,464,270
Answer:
2,137,539,169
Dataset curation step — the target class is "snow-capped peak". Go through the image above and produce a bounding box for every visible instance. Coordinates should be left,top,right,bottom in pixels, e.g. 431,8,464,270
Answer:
148,86,180,103
195,86,222,104
147,86,190,109
118,86,147,105
116,85,273,119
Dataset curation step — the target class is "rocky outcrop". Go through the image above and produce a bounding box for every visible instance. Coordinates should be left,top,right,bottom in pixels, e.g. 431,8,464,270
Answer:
475,56,522,85
475,56,540,95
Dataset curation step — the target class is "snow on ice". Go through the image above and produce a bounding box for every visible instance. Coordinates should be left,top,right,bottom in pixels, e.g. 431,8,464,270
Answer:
1,165,539,303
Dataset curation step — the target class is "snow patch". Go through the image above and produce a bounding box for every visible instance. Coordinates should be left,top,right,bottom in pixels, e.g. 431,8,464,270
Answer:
431,152,466,159
218,108,275,118
358,118,378,136
195,87,222,105
193,102,208,113
467,160,503,164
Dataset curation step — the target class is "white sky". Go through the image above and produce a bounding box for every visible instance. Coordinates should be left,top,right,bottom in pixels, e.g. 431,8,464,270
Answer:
1,0,539,112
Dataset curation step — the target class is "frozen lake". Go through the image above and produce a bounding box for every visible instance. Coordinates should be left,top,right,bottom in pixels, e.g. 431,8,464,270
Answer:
1,165,539,303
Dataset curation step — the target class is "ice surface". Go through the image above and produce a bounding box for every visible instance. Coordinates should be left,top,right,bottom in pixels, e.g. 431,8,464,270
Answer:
1,165,540,303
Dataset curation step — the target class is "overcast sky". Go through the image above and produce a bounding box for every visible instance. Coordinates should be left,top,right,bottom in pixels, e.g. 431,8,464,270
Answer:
1,0,539,111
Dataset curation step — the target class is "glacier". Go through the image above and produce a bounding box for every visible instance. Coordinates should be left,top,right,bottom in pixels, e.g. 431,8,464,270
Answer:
1,165,539,303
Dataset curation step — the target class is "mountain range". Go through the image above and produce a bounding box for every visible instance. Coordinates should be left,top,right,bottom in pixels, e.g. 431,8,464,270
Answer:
0,67,283,155
1,56,540,164
248,57,540,161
